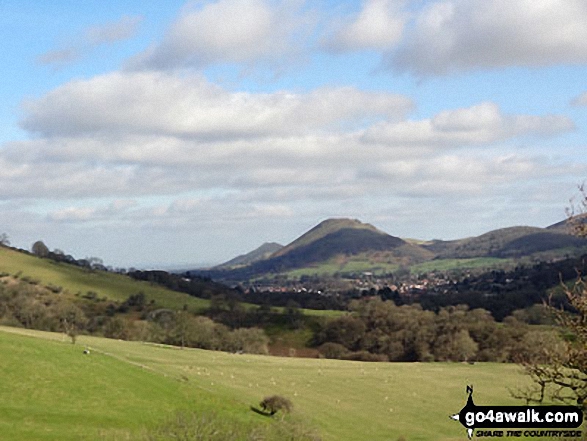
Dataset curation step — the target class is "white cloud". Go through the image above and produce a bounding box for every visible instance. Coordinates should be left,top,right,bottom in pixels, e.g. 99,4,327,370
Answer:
36,48,82,67
20,71,413,139
324,0,406,52
7,76,574,207
48,207,97,222
391,0,587,75
3,67,580,265
362,102,574,146
571,92,587,107
85,15,143,45
37,15,143,68
46,200,138,223
128,0,313,71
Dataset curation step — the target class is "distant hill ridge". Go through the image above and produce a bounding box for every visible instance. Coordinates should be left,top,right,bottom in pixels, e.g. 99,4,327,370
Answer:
213,218,406,273
215,242,283,269
204,216,587,281
423,225,585,259
272,218,385,258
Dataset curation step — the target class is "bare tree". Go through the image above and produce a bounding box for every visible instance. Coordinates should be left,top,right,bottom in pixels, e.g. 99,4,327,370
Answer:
0,233,10,246
566,183,587,238
54,301,88,344
513,188,587,410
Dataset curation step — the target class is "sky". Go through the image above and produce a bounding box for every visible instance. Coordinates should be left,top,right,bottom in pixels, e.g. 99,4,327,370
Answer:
1,0,587,268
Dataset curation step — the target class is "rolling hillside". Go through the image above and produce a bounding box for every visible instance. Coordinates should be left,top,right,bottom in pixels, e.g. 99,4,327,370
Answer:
270,219,385,258
0,326,534,441
215,242,283,269
0,246,212,312
200,219,432,280
199,218,587,281
423,226,586,259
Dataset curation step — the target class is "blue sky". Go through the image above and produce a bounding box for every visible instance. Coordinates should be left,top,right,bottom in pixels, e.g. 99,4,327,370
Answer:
1,0,587,268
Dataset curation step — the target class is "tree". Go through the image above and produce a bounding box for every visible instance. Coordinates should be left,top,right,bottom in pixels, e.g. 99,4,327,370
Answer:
54,301,88,344
172,308,191,349
566,183,587,238
513,190,587,410
513,279,587,410
31,240,49,258
433,329,478,362
227,327,269,354
0,233,10,246
285,300,304,329
320,315,365,351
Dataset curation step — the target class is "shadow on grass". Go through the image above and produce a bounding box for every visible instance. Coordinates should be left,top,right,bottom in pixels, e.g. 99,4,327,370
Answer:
250,406,274,417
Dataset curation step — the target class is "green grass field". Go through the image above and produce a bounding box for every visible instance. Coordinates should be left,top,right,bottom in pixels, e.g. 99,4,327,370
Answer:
409,257,514,274
0,247,210,312
0,247,340,319
283,256,517,279
0,326,541,441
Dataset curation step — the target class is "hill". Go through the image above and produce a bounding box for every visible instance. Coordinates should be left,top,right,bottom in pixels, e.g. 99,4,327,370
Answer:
198,219,431,281
198,218,587,281
0,246,215,312
547,213,587,233
271,218,384,257
215,242,283,269
423,226,586,259
0,325,533,441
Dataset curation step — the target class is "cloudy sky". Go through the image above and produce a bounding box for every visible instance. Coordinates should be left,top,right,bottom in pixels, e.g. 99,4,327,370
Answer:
2,0,587,268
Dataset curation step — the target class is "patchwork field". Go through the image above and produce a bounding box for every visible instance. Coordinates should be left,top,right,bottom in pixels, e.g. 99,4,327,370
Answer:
0,326,539,441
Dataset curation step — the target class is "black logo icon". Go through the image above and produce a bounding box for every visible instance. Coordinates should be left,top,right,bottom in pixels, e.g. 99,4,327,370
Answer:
450,385,583,439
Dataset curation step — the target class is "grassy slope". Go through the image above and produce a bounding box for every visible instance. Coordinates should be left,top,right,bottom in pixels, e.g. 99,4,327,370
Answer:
0,326,537,441
273,219,381,258
410,257,514,274
0,247,340,322
284,256,514,278
0,247,210,312
0,328,242,441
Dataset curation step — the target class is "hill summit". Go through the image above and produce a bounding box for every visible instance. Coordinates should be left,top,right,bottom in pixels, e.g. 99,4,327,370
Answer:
272,218,390,258
205,218,418,280
198,216,587,282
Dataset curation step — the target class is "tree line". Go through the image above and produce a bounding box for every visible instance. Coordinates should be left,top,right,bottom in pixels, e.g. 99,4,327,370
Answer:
313,297,558,363
0,275,269,354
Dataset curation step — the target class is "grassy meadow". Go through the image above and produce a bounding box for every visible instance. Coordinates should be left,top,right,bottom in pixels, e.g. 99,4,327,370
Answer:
0,325,539,441
0,247,210,312
0,247,340,319
283,255,518,279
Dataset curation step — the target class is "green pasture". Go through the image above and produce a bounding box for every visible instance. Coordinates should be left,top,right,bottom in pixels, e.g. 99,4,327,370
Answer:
409,257,513,274
0,247,339,319
0,247,210,311
284,259,398,278
283,256,516,279
0,326,541,441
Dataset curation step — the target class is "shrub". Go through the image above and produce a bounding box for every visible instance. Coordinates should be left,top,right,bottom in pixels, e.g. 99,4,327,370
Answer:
318,342,349,359
46,284,62,294
228,327,269,354
20,276,40,285
260,395,293,415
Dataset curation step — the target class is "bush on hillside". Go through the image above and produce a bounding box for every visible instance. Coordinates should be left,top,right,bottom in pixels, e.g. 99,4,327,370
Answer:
260,395,293,416
318,342,349,359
